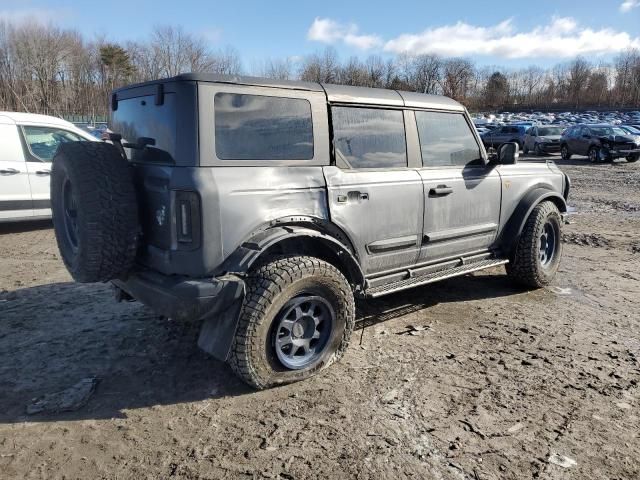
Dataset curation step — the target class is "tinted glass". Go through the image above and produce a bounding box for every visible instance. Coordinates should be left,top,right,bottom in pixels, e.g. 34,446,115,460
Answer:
331,107,406,169
538,126,563,136
22,126,86,162
112,93,177,163
415,111,481,167
215,93,313,160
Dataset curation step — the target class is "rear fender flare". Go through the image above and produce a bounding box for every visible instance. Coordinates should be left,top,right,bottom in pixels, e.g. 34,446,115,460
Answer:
500,187,567,256
218,222,366,291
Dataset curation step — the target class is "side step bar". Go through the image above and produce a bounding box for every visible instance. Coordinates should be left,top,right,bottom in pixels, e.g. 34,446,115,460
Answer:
365,258,509,298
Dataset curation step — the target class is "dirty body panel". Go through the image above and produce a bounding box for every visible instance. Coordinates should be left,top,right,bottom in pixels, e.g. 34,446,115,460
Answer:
109,74,567,327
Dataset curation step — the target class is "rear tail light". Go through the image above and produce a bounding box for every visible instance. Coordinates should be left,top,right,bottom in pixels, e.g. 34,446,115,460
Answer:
174,190,201,250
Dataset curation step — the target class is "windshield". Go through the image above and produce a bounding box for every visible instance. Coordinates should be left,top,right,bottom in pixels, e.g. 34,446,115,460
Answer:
590,126,628,136
538,127,563,136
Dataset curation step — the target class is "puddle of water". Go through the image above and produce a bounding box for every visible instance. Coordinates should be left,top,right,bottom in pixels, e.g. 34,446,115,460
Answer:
548,286,573,296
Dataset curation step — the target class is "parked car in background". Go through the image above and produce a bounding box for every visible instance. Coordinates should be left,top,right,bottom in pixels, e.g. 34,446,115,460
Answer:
560,124,640,163
0,112,97,222
480,124,528,150
523,125,564,155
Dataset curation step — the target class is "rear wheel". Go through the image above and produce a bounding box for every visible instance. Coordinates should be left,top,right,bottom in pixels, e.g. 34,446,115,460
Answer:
588,146,599,163
561,144,571,160
627,153,639,163
228,256,355,389
506,201,563,288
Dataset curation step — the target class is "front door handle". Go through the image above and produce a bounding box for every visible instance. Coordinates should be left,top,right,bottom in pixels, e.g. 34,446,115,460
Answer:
35,170,51,176
429,185,453,197
0,168,19,175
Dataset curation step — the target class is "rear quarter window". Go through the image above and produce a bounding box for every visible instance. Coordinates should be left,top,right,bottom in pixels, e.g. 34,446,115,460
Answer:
214,93,314,160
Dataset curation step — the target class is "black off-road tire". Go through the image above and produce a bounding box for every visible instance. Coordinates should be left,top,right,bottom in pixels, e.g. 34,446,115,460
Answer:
506,201,563,288
561,144,571,160
228,256,355,389
627,153,639,163
534,143,544,156
51,142,139,283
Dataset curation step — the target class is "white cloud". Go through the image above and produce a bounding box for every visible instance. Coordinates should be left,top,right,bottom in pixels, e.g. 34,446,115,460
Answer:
307,17,382,50
307,16,640,59
383,17,640,58
620,0,640,12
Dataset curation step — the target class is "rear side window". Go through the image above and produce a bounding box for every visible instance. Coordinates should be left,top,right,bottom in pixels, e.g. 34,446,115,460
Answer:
22,126,86,162
214,93,313,160
415,111,481,167
112,93,177,163
331,107,406,169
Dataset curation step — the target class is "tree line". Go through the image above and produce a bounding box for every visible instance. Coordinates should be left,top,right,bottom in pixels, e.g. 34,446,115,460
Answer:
1,20,639,119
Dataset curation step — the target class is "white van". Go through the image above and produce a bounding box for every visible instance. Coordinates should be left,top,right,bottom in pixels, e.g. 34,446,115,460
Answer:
0,112,97,222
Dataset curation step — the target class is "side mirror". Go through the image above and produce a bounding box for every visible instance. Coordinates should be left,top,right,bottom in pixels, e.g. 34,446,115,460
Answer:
495,142,519,165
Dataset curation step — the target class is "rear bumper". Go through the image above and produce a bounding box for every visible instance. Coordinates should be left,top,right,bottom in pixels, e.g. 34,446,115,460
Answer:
112,270,245,322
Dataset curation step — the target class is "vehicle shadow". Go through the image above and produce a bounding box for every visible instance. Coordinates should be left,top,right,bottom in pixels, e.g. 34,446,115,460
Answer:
0,219,52,235
0,271,523,424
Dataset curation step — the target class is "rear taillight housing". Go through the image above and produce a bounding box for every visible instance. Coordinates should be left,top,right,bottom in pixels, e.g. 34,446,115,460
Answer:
173,190,201,250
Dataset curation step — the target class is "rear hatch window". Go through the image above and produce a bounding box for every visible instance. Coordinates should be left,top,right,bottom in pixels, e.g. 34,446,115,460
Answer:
111,93,177,163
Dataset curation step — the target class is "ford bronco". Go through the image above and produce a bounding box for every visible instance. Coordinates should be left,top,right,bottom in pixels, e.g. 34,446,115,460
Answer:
50,74,570,388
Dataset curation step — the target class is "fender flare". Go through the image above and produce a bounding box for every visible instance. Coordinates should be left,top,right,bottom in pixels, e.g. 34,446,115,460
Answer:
499,187,567,256
199,221,365,363
217,223,366,290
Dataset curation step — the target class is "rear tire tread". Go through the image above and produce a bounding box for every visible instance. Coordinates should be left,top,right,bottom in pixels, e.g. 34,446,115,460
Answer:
228,256,355,389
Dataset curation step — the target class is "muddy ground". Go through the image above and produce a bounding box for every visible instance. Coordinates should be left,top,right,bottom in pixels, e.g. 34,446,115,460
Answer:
1,154,639,480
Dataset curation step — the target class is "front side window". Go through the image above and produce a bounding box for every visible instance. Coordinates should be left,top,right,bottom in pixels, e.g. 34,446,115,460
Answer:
215,93,313,160
331,107,406,169
22,126,86,162
415,111,481,167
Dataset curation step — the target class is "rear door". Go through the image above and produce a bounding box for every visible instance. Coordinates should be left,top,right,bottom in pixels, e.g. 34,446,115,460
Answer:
324,106,424,275
413,110,501,262
0,123,33,220
20,125,88,216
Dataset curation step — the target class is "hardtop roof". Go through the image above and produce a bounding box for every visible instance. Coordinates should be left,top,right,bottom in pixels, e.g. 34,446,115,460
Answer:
114,73,465,112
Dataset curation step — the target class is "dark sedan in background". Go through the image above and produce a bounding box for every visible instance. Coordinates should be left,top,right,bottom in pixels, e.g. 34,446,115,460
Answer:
560,124,640,163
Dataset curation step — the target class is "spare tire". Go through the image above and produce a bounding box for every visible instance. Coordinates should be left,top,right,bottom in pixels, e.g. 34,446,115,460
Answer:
51,142,140,283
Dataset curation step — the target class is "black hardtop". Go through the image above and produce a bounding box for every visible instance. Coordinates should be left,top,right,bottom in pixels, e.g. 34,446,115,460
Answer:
113,73,464,111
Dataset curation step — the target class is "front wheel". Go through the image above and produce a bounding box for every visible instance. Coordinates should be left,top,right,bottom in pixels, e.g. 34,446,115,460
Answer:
588,146,599,163
228,256,355,389
561,144,571,160
627,153,639,163
534,143,544,156
506,201,563,288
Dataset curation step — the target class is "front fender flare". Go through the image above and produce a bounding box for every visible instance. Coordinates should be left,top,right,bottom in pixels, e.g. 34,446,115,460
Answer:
499,187,567,256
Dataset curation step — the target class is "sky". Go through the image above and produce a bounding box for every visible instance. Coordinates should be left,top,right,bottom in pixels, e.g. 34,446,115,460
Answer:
1,0,639,69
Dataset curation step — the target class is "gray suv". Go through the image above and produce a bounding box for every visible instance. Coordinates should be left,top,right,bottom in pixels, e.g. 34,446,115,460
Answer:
50,74,569,389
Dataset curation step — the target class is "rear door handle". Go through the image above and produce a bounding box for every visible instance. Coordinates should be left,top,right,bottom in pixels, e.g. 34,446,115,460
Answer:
0,168,19,175
429,185,453,197
35,170,50,176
